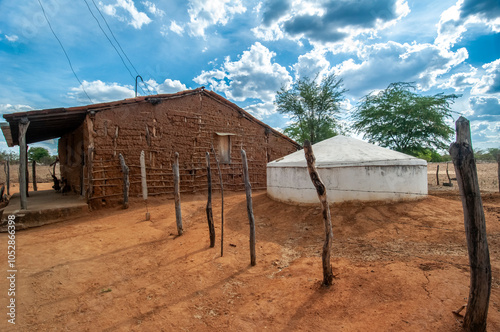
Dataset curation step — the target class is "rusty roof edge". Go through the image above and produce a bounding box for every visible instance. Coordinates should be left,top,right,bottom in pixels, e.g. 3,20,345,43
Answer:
2,87,207,121
200,89,301,149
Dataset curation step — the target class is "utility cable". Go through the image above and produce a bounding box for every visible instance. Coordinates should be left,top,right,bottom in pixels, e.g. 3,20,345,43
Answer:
81,0,147,96
89,0,155,95
37,0,94,103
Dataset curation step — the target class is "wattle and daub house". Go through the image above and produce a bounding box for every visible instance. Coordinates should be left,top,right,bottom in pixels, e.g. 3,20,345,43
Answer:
2,88,300,208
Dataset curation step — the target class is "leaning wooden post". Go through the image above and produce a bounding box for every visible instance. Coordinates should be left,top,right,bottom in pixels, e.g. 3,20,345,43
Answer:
32,160,37,192
304,140,334,286
140,150,150,220
241,149,256,266
449,116,491,332
205,152,215,247
173,152,183,235
436,164,440,186
118,154,129,209
211,144,224,257
19,118,30,210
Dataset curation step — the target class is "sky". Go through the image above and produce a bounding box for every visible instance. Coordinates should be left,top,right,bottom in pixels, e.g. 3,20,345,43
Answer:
0,0,499,155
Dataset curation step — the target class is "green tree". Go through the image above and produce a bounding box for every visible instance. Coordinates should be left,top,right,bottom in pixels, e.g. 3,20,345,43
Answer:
28,147,50,163
352,82,460,156
275,73,347,144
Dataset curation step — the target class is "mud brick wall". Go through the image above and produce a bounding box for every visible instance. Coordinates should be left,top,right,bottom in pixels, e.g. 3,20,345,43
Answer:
61,90,299,207
59,123,84,194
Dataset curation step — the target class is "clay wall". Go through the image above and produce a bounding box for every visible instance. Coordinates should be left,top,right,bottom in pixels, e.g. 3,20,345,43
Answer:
58,123,85,194
71,91,298,207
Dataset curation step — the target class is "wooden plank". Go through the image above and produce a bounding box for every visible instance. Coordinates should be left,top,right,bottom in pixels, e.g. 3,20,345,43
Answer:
449,116,491,332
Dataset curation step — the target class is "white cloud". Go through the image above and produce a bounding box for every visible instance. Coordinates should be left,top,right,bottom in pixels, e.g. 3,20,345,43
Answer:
245,101,276,120
170,21,184,35
99,0,152,29
253,0,410,45
292,49,331,80
146,78,188,94
471,59,500,95
436,0,500,49
439,65,479,91
187,0,246,37
0,104,33,116
5,35,19,42
68,80,135,104
194,42,292,102
334,41,468,96
141,1,165,17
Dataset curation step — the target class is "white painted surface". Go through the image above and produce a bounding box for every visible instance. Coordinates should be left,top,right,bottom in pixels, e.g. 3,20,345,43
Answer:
267,136,428,204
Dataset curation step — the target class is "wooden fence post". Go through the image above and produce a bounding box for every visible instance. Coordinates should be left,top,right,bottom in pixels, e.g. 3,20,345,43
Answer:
118,154,129,209
241,149,256,266
206,152,215,247
173,152,183,235
449,116,491,332
19,118,30,210
32,160,37,192
211,144,224,257
304,140,334,286
436,164,440,186
140,150,150,220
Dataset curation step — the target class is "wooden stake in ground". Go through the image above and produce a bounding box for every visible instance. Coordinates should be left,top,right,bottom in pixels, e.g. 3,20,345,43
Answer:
173,152,183,235
118,154,129,209
241,149,256,266
205,152,215,247
32,160,37,192
19,117,30,210
211,144,224,257
140,150,150,221
436,164,439,186
303,140,334,286
449,116,491,332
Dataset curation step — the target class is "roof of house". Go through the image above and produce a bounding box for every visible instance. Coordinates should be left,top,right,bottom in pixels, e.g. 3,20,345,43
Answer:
1,87,299,148
267,135,427,168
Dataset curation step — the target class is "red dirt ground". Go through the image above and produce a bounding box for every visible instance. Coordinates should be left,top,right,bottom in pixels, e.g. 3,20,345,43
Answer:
1,165,500,331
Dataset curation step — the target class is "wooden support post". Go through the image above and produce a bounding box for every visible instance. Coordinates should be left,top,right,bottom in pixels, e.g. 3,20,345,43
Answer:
449,116,491,332
173,152,183,235
19,118,30,210
436,164,439,186
304,140,334,286
32,160,37,192
211,144,224,257
140,150,150,220
205,152,215,247
4,159,9,196
118,154,129,209
241,149,256,266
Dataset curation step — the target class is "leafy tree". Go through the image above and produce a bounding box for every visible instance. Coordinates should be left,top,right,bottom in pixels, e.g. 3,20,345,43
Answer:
276,73,347,144
474,148,500,161
28,147,50,163
352,82,460,156
0,150,19,163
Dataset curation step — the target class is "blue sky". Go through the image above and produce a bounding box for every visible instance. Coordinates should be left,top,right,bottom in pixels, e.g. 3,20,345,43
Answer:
0,0,498,155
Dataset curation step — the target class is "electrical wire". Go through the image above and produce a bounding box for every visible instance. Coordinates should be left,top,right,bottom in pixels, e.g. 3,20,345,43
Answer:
81,0,147,96
88,0,155,95
37,0,94,104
